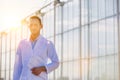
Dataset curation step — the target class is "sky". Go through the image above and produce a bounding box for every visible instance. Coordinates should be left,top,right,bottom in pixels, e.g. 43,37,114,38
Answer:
0,0,48,31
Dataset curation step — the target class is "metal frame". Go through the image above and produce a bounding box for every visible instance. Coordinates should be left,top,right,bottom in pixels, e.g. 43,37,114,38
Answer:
117,0,120,80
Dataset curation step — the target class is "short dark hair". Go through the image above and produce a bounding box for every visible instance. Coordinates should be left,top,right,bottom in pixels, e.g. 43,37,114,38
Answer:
30,16,42,24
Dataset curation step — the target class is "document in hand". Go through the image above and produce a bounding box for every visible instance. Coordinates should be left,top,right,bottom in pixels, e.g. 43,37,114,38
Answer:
27,56,47,80
28,55,44,69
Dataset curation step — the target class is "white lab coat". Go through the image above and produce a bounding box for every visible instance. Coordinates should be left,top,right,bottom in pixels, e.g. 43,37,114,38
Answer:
13,35,59,80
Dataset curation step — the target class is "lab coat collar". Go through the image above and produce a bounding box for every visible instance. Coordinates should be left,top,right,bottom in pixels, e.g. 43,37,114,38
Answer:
26,34,43,50
27,34,42,42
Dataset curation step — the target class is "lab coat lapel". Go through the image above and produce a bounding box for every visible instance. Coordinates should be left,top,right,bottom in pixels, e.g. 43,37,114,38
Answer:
26,39,34,58
33,35,43,55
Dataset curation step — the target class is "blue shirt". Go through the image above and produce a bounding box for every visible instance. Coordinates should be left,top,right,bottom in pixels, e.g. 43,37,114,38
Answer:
31,36,39,49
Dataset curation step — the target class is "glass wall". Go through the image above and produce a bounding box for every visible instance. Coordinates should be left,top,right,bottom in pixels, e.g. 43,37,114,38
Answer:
0,0,119,80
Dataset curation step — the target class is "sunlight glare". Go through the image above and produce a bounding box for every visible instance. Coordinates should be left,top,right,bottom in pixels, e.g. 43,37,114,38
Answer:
1,15,21,30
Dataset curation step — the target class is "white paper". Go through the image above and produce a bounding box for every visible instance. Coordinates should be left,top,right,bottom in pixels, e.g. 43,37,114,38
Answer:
27,56,47,80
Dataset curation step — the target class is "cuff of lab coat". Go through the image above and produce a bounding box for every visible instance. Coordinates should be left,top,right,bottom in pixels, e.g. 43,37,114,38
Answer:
45,65,49,74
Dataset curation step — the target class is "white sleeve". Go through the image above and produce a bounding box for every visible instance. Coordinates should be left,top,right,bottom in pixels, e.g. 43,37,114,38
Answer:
13,43,23,80
45,41,59,73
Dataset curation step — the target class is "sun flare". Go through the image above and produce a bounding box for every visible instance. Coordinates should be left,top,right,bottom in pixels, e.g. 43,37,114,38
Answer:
0,15,21,30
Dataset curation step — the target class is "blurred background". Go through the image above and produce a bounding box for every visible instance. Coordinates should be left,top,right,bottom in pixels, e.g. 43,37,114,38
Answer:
0,0,119,80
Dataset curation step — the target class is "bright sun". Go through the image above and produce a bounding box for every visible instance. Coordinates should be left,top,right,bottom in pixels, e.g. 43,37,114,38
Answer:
0,15,21,31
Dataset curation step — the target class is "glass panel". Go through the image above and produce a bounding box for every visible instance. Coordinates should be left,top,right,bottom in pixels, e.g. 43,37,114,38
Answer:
114,16,118,54
73,0,80,28
62,62,69,80
81,26,88,58
63,32,68,61
1,71,5,79
106,0,114,17
113,0,117,14
81,0,88,25
68,31,74,60
22,25,29,39
63,3,69,32
56,35,62,61
48,71,54,80
11,51,15,70
73,29,80,59
98,57,106,80
106,56,115,79
90,23,99,57
43,10,54,38
1,53,5,71
82,60,88,80
68,2,74,30
90,0,98,22
2,37,6,53
6,53,10,70
6,70,9,80
11,70,13,80
55,64,61,80
16,29,22,48
56,6,62,34
11,32,15,50
90,59,99,80
48,10,54,37
99,20,106,56
68,61,74,80
73,61,80,80
7,34,10,52
98,0,105,19
106,18,114,55
115,54,119,80
42,14,47,37
119,0,120,13
60,0,68,2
